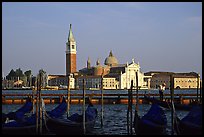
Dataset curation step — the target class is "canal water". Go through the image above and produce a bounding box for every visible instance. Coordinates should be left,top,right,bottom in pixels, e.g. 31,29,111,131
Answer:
2,103,189,135
2,89,195,135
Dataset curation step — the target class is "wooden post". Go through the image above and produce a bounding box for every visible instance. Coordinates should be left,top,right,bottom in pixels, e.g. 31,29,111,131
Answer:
67,75,70,118
197,73,199,103
83,79,86,135
39,73,42,134
133,71,139,135
101,75,104,127
200,79,202,104
136,72,139,111
127,89,130,135
127,80,134,135
170,74,174,135
32,88,35,114
36,79,39,134
130,80,133,135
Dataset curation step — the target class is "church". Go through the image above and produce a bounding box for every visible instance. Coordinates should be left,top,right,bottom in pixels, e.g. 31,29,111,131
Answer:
47,24,150,90
77,50,149,89
47,24,201,90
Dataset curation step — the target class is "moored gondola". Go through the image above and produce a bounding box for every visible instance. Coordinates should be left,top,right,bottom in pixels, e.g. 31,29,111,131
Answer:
174,105,202,135
45,101,98,135
133,103,167,135
2,97,67,135
2,97,33,123
144,94,193,111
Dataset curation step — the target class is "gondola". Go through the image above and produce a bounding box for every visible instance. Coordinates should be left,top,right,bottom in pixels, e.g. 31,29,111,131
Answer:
2,97,67,135
174,105,202,135
2,97,33,123
45,101,98,135
133,103,167,135
144,94,193,111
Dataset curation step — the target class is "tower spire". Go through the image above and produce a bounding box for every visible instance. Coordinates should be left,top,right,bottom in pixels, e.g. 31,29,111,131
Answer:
87,57,91,69
68,24,75,42
66,23,77,75
109,50,113,57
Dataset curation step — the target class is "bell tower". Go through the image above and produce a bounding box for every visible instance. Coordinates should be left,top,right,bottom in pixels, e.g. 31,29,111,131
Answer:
66,24,77,75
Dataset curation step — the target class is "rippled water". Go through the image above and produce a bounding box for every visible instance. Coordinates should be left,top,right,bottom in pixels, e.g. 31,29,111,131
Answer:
2,103,189,135
2,89,198,135
2,89,199,95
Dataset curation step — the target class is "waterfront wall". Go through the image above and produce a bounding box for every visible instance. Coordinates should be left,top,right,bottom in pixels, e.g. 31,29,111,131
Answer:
2,93,199,105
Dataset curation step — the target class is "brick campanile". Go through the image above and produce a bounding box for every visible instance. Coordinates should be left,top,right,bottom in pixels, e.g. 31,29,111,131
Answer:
66,24,77,75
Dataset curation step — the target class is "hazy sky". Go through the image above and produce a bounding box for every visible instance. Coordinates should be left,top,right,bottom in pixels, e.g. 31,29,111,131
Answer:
2,2,202,78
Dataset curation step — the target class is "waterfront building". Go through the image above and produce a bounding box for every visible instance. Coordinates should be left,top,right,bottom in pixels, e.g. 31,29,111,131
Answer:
2,79,14,89
103,76,118,89
116,59,149,89
47,74,75,89
66,24,77,75
76,76,101,89
77,53,149,89
76,75,117,89
144,71,201,89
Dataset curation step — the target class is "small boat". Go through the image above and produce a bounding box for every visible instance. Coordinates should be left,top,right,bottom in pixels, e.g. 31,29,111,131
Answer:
133,103,167,135
174,105,202,135
2,97,67,135
2,97,33,122
45,101,98,135
144,94,193,111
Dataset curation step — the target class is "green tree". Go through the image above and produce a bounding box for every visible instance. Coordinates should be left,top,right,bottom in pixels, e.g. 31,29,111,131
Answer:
6,69,16,80
15,68,24,78
38,69,47,88
24,70,32,87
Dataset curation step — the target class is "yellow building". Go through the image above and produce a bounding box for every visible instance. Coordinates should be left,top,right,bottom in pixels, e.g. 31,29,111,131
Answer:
145,71,201,89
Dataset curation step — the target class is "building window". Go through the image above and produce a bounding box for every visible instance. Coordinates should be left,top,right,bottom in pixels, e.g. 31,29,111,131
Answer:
72,45,75,49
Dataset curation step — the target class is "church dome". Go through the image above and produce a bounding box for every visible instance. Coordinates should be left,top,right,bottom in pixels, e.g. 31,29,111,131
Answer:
104,51,118,67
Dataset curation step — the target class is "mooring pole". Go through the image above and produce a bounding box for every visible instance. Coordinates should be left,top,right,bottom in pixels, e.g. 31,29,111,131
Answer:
101,75,104,127
200,79,202,104
83,79,86,135
39,73,42,134
127,80,133,135
170,74,174,135
36,79,39,134
133,72,139,135
197,73,199,103
130,80,133,135
32,87,35,114
136,72,139,111
67,75,70,118
127,88,130,135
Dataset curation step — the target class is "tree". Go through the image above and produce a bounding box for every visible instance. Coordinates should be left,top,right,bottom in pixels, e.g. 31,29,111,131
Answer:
38,69,47,88
6,69,16,80
15,68,24,78
24,70,32,87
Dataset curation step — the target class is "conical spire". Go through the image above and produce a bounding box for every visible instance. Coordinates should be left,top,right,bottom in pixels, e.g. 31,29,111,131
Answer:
87,57,91,69
87,57,91,63
96,58,100,66
109,50,113,57
68,24,75,42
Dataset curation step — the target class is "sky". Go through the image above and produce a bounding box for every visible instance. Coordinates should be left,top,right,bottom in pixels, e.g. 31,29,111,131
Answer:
2,2,202,79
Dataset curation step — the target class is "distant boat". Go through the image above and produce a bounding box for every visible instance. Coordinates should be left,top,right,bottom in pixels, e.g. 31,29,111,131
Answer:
144,94,194,111
133,103,167,135
2,97,33,123
89,88,100,90
2,97,67,135
174,105,202,135
45,101,98,135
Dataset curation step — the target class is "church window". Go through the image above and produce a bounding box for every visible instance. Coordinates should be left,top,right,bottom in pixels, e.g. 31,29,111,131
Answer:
72,45,75,49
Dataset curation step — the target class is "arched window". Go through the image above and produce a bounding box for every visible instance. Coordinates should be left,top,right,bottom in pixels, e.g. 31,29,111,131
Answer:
72,45,75,49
